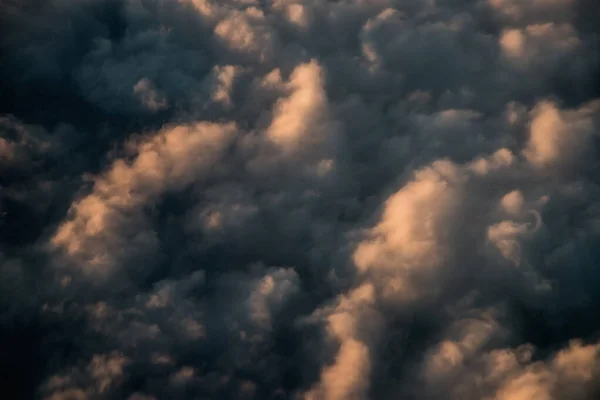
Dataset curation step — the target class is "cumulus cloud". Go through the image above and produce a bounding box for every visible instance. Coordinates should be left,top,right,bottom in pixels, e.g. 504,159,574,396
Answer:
1,0,600,399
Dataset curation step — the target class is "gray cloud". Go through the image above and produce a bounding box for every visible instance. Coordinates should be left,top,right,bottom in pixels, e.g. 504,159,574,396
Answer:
1,0,600,399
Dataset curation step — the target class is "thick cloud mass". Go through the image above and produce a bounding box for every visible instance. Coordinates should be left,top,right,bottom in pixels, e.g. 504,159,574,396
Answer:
1,0,600,399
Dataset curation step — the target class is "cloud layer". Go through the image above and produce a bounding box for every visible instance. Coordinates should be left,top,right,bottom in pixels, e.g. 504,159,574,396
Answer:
1,0,600,399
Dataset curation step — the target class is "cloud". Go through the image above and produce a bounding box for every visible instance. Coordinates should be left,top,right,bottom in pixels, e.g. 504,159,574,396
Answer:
523,100,599,172
1,0,600,399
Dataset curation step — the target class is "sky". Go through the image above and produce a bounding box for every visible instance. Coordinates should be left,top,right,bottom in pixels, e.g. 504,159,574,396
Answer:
1,0,600,399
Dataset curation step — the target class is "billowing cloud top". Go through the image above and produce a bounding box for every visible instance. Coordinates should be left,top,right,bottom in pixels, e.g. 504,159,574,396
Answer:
1,0,600,399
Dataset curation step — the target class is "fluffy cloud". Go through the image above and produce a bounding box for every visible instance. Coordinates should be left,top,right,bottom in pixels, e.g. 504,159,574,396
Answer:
1,0,600,399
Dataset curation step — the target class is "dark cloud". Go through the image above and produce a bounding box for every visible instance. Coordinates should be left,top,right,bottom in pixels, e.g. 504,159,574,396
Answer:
1,0,600,399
